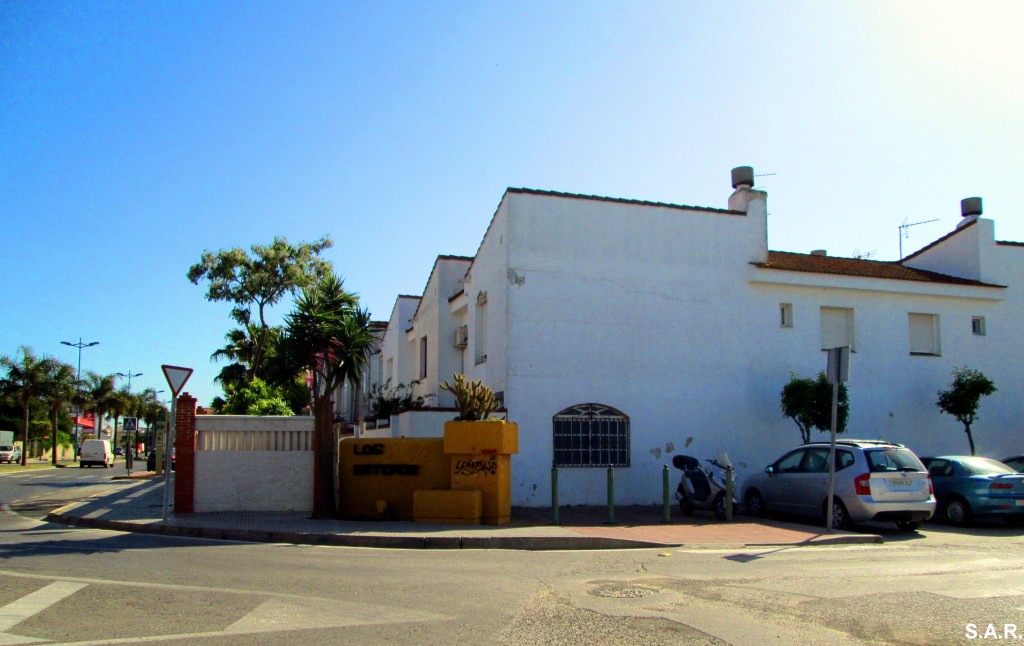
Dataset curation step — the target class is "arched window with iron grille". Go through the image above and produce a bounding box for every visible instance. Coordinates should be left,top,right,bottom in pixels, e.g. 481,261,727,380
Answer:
552,403,630,468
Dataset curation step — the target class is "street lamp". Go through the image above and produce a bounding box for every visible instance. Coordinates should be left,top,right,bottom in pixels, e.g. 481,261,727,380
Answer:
61,338,99,461
117,371,142,466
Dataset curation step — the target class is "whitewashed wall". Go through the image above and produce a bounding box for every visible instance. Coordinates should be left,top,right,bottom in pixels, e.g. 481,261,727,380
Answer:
193,415,314,512
495,190,1020,506
376,179,1022,508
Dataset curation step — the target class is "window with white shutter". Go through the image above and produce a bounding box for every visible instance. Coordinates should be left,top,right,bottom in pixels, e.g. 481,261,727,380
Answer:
820,307,854,351
909,313,940,355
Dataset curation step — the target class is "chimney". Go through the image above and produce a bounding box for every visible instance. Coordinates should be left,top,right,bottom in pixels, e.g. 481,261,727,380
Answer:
810,249,827,257
728,166,756,211
731,166,754,189
957,197,982,229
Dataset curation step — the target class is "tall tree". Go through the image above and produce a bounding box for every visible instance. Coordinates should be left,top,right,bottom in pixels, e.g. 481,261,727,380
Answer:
41,360,76,465
285,273,374,518
0,347,58,466
780,371,849,444
188,236,334,388
937,367,997,456
107,385,132,450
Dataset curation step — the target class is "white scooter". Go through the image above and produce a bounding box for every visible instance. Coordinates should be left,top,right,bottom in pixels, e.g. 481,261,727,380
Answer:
672,452,738,521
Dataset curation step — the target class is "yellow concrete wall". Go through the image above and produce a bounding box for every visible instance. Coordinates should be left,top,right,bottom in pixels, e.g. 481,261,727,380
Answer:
413,489,482,524
337,438,449,520
450,454,512,525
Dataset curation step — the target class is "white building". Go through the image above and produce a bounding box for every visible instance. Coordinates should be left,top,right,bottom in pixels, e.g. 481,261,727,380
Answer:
369,167,1022,506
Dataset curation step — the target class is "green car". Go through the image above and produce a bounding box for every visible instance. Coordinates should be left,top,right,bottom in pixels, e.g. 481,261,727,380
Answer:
921,456,1024,527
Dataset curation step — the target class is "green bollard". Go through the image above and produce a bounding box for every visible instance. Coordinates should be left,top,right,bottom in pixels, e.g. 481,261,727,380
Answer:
605,465,615,524
663,464,671,523
551,465,560,525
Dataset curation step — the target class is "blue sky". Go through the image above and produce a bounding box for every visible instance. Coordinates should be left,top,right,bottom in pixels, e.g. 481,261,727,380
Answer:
3,1,1022,407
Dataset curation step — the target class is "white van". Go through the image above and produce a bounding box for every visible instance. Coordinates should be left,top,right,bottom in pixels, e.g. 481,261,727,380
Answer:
80,439,115,468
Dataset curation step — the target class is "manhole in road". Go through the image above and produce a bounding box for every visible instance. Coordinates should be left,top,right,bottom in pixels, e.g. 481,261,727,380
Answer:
590,583,659,599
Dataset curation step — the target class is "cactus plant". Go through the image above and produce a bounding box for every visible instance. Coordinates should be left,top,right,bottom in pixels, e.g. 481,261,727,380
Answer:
440,373,501,421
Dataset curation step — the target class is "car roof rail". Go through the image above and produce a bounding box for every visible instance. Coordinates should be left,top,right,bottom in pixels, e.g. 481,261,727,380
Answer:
802,439,905,448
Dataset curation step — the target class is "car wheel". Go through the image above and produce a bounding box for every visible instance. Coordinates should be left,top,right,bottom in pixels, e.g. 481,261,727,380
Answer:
945,497,973,526
896,520,922,531
829,498,852,530
745,490,765,517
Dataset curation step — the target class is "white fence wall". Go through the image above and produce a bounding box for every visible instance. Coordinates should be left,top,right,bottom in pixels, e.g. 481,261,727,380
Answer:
193,415,314,513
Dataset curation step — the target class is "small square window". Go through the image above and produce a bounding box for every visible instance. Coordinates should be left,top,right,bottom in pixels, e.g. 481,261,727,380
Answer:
971,316,986,336
779,303,793,328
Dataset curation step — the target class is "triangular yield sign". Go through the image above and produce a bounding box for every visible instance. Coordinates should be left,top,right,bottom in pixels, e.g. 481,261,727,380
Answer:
162,364,193,396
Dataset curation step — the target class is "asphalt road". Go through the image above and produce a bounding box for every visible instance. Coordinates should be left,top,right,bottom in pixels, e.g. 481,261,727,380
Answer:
1,467,1023,645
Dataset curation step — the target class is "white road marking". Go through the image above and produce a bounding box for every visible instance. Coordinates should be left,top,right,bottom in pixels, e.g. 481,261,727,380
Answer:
0,581,88,644
0,570,449,643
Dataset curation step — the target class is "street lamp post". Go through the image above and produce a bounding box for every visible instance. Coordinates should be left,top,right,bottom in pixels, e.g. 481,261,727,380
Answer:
61,338,99,461
117,370,142,470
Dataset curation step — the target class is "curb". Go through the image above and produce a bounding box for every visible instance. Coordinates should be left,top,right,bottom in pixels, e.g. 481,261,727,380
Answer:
44,511,669,551
43,507,881,551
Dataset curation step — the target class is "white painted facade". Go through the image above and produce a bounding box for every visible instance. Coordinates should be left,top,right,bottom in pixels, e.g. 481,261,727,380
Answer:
372,170,1023,506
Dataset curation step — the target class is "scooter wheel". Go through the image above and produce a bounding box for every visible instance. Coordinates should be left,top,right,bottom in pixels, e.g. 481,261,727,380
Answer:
713,494,728,521
679,501,695,516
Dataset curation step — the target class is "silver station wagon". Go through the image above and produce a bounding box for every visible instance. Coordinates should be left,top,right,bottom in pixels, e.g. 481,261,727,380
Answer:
742,439,936,531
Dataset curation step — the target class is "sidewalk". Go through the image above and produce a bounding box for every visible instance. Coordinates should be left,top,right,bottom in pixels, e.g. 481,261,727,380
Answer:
45,472,883,551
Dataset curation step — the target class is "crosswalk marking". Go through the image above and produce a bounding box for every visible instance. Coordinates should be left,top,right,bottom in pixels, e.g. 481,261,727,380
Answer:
0,581,87,631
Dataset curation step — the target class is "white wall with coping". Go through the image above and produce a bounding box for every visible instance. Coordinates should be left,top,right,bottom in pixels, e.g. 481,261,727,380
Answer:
358,409,457,439
193,415,313,512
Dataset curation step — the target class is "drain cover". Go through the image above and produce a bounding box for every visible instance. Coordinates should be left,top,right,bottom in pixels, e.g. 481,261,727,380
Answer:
590,584,658,599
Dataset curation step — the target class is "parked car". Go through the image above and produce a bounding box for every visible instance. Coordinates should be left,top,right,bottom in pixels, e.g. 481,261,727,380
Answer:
146,450,174,471
742,439,935,531
0,445,22,464
114,446,125,457
921,456,1024,526
1002,455,1024,473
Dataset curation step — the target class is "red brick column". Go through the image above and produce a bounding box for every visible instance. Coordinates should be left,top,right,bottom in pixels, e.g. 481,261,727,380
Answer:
174,393,197,514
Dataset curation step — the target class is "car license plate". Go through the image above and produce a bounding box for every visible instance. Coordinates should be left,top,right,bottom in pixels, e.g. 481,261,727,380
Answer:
890,479,913,488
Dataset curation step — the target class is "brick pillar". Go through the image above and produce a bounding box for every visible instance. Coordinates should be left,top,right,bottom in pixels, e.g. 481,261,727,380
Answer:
174,393,197,514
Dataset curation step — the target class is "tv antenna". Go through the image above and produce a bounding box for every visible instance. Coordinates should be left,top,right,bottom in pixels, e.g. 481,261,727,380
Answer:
898,219,939,260
753,172,776,190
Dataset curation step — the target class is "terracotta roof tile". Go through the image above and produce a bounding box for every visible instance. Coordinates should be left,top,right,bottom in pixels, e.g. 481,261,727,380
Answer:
753,251,1003,288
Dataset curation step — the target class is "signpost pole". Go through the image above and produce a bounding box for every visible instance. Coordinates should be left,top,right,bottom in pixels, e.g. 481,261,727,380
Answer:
825,346,849,533
159,365,192,523
161,399,176,521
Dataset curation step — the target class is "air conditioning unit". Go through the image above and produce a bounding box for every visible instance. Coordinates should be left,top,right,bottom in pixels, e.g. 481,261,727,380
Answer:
454,326,469,348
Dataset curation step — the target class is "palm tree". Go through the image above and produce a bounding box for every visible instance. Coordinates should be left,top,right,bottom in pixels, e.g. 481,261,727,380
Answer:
0,347,58,466
136,388,167,451
41,360,76,465
212,323,264,385
107,386,132,451
83,372,117,442
285,273,375,518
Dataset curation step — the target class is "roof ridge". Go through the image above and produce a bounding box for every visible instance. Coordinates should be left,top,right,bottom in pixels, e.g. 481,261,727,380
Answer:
505,187,744,215
757,250,1004,288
